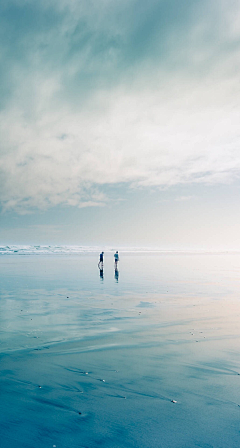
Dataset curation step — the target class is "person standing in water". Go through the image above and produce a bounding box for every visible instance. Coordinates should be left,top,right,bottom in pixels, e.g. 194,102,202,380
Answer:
98,252,104,279
98,251,104,268
114,251,119,268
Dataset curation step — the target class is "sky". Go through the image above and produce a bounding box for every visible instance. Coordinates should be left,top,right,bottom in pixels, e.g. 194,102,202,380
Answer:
1,0,240,249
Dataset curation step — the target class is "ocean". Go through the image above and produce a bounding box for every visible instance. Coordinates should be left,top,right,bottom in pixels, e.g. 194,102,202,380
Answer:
1,248,240,447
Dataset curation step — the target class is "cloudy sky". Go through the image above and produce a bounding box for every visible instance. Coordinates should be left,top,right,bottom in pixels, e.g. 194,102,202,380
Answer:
1,0,240,248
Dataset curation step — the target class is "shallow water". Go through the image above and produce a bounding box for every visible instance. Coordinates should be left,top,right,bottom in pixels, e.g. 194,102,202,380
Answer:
1,253,240,447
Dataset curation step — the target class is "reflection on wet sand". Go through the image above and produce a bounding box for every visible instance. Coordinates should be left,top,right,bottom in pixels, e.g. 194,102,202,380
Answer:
2,253,240,448
114,268,119,282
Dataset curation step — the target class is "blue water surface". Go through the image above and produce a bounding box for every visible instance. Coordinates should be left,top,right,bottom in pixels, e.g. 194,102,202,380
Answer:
1,252,240,447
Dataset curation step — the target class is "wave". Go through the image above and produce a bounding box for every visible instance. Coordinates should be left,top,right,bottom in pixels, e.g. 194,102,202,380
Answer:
0,245,110,255
0,245,154,255
0,245,237,255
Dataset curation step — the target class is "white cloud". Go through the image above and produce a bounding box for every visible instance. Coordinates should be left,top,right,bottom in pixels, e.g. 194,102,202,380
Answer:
1,0,240,213
175,196,195,202
1,69,240,212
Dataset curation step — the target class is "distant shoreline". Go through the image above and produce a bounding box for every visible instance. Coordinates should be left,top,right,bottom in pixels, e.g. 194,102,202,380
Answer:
0,245,240,256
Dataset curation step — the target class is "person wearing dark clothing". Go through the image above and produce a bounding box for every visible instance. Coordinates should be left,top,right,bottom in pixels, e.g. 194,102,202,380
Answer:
114,251,119,268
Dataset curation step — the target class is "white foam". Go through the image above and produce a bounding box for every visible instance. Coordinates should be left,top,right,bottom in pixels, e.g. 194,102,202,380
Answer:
0,245,237,255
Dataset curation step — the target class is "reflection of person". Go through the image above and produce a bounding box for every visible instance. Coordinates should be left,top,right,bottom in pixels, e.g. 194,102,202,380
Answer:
114,268,119,282
100,268,104,280
114,251,119,268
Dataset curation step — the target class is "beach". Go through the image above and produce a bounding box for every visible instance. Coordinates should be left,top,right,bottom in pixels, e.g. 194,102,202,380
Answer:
1,251,240,447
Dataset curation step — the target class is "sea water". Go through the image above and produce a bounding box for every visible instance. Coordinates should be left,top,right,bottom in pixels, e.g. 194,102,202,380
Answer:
1,250,240,447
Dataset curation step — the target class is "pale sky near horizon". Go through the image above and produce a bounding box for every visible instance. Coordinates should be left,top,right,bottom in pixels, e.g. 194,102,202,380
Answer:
1,0,240,249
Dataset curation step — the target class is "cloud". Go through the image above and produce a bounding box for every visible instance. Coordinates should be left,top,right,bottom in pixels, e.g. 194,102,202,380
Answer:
0,0,240,212
175,196,195,202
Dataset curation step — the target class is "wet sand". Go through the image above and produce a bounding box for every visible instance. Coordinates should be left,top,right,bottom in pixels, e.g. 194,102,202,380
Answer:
1,253,240,447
